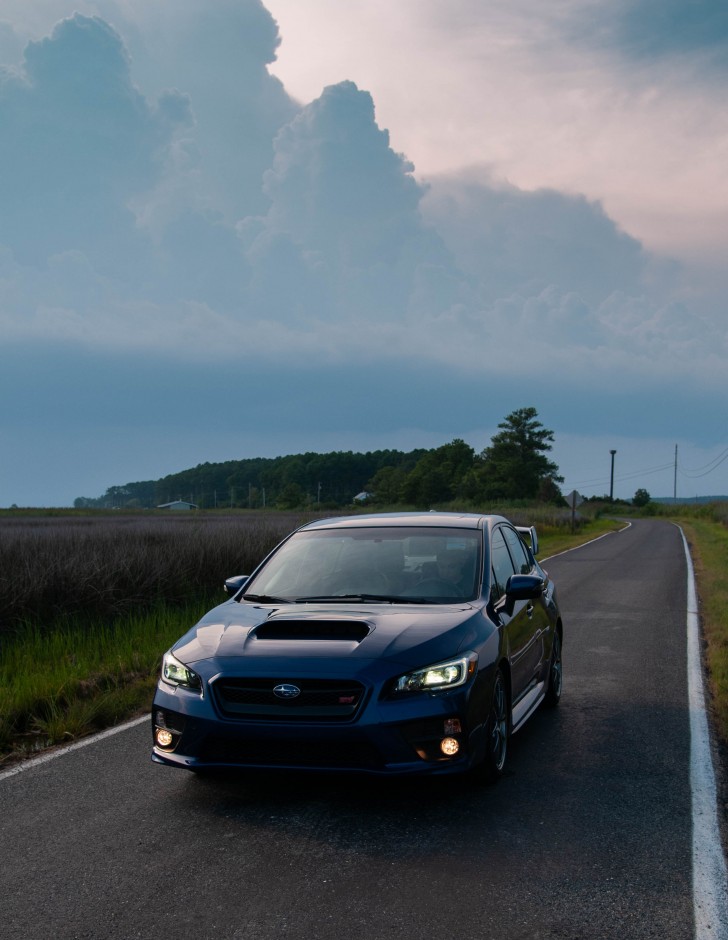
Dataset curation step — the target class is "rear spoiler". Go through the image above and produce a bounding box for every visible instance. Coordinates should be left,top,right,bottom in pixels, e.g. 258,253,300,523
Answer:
516,526,539,557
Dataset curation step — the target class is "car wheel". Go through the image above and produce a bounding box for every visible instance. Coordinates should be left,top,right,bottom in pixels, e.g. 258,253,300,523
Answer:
544,630,562,707
472,668,509,784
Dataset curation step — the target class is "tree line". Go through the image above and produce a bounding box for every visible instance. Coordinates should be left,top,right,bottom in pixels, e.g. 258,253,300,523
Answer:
75,407,563,510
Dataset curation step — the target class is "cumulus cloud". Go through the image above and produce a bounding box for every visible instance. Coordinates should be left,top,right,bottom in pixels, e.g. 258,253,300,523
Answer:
266,0,728,270
0,1,725,505
417,170,726,378
421,173,648,305
114,0,298,223
0,10,719,381
263,82,421,259
0,13,185,273
252,80,461,329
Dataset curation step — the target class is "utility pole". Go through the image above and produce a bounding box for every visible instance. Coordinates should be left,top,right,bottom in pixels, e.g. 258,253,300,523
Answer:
609,450,617,501
674,444,678,501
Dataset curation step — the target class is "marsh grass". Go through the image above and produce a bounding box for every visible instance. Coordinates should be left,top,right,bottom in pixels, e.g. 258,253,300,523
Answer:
0,598,212,759
0,510,317,762
0,510,315,636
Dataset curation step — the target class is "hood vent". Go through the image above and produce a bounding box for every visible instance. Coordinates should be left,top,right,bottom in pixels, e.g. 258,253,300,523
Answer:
253,620,371,642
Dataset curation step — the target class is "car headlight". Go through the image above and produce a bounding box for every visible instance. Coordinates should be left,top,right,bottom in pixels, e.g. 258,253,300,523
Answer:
394,653,477,693
161,650,202,692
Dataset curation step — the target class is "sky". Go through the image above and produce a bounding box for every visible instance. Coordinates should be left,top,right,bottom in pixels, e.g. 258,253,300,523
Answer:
0,0,727,506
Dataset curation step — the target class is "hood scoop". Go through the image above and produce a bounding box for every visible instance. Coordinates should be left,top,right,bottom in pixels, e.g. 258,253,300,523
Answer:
253,619,371,642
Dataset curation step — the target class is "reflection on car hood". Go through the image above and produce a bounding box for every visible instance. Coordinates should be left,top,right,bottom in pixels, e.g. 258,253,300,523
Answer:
173,598,489,667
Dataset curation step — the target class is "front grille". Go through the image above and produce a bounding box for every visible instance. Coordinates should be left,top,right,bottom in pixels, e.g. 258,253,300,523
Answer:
199,735,383,769
212,677,367,721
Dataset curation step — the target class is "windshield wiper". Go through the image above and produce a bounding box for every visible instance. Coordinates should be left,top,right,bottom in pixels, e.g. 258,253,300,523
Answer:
294,593,427,604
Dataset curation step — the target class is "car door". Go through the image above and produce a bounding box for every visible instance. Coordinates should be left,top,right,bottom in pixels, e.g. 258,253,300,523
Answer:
490,525,546,704
501,524,549,688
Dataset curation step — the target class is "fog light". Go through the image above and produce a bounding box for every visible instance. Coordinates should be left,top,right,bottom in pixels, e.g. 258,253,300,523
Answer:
156,728,174,748
440,736,460,756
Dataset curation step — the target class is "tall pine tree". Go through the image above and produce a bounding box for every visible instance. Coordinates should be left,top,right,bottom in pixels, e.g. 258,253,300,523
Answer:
474,407,563,502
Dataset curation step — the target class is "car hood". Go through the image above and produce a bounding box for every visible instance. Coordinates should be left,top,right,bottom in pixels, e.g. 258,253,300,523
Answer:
172,598,489,671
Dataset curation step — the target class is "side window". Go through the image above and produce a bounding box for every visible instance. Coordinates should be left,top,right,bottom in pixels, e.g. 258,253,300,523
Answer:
490,527,516,602
502,526,532,575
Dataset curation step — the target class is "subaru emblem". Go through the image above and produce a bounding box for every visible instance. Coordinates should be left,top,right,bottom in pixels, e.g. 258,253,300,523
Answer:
273,683,301,699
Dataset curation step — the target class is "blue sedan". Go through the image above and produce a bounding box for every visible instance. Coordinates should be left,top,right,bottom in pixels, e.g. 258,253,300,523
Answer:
151,512,563,780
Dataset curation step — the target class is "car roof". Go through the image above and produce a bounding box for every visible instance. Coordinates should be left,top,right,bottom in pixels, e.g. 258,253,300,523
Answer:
298,511,509,532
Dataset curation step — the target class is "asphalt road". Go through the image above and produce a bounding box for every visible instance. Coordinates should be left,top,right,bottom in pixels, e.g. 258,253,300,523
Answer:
1,519,722,939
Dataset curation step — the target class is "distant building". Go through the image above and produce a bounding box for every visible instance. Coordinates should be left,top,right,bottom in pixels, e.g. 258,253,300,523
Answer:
353,491,373,503
157,500,198,510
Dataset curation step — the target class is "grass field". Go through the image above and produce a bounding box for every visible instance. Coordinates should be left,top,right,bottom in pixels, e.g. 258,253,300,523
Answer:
679,518,728,741
0,510,315,761
0,505,724,764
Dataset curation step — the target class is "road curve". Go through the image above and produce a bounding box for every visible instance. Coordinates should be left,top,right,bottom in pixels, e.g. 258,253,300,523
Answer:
1,519,725,939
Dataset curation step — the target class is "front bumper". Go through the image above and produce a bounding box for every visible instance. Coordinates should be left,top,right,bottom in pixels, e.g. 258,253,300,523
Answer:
151,676,488,777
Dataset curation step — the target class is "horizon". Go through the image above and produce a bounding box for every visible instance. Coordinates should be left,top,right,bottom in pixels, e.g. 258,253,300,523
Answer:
9,432,728,509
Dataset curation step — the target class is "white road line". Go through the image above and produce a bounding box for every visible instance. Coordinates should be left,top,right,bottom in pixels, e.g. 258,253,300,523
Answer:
678,526,728,940
0,714,149,783
541,521,630,562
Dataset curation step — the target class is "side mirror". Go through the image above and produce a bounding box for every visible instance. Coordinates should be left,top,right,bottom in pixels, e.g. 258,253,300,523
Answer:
224,575,249,597
505,574,545,601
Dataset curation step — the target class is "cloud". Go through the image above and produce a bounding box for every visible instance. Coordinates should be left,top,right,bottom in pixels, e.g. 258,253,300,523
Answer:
0,21,23,64
0,15,720,387
115,0,298,223
265,0,728,267
0,13,185,271
0,2,725,505
253,80,461,328
582,0,728,68
417,171,727,383
263,82,421,257
421,172,649,305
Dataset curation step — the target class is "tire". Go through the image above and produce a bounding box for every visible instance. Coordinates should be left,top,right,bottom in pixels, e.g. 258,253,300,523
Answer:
544,630,562,707
472,668,509,784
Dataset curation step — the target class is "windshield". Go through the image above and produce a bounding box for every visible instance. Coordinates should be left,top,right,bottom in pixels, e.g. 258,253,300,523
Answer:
243,526,482,603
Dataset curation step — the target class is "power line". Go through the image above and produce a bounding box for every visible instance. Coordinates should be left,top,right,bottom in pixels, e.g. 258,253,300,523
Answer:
679,448,728,479
566,447,728,493
566,461,674,490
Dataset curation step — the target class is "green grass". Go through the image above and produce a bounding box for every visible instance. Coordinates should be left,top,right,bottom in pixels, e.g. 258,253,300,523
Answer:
679,518,728,742
537,517,626,559
0,598,213,764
